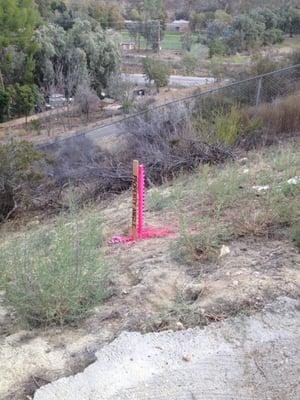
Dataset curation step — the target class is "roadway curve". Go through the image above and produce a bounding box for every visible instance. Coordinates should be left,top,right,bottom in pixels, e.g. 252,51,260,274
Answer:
122,73,216,87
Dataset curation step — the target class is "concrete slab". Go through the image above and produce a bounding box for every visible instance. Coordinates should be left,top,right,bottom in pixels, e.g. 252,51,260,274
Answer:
34,297,300,400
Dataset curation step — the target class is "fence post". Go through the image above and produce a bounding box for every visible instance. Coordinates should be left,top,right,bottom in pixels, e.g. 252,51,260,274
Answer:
256,77,263,107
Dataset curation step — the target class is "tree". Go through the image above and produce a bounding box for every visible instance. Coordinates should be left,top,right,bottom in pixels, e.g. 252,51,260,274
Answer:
190,12,206,33
129,8,143,21
182,53,198,74
207,20,227,41
0,89,10,122
35,0,66,18
144,0,167,24
74,82,99,122
0,0,39,86
34,19,120,97
143,58,170,92
225,15,265,52
107,74,134,113
214,9,232,25
251,8,279,30
208,39,226,57
87,1,124,30
67,19,120,92
278,6,300,37
0,141,42,221
142,20,163,51
181,33,194,51
262,28,283,45
8,84,38,122
143,0,167,50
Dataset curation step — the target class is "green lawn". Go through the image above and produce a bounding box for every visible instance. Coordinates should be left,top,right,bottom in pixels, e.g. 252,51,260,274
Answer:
273,36,300,50
121,30,183,51
211,54,251,65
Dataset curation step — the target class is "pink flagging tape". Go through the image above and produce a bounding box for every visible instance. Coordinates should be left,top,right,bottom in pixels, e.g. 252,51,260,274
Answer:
137,164,145,238
109,161,175,245
108,227,173,245
138,227,173,239
108,235,135,245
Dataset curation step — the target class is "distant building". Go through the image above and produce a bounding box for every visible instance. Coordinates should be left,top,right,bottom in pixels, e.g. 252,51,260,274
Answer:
121,42,136,51
46,93,73,109
167,20,190,32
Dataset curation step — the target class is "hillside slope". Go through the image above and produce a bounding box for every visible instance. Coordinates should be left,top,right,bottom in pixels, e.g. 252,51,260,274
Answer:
0,139,300,399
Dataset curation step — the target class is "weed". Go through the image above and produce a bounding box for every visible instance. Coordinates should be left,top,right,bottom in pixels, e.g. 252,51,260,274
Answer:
246,94,300,141
147,189,177,212
30,119,42,135
173,216,232,264
209,164,248,214
233,207,275,237
0,208,108,327
213,105,242,146
145,295,258,332
292,223,300,249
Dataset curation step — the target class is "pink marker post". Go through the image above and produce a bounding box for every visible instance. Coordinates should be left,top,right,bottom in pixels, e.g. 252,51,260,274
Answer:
108,160,173,245
137,164,145,238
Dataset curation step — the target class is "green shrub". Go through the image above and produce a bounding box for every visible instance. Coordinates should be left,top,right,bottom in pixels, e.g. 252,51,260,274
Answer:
208,39,226,58
147,189,177,212
30,119,42,135
143,58,170,92
0,209,108,326
0,141,42,221
0,88,10,122
213,105,242,146
173,217,232,264
182,53,198,75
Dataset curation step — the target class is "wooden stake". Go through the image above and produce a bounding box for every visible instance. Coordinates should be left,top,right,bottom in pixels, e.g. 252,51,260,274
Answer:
131,160,139,239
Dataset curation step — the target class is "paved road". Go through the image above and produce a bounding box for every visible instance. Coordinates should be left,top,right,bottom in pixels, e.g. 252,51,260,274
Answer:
122,73,216,87
34,297,300,400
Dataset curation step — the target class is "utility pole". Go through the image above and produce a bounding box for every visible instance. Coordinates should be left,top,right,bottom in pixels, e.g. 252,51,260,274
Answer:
157,20,161,55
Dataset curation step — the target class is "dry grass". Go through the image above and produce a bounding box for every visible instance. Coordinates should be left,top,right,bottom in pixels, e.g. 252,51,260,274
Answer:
167,142,300,264
245,93,300,139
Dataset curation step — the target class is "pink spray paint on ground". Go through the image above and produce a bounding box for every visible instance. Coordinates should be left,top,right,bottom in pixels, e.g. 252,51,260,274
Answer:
109,162,173,245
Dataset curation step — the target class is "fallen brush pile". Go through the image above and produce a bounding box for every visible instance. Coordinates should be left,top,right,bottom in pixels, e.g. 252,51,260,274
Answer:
37,121,234,209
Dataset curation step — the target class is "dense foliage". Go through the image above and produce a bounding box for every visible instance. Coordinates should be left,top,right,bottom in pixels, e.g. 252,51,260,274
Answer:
203,6,300,56
0,141,42,220
0,0,299,122
143,58,170,91
0,0,120,122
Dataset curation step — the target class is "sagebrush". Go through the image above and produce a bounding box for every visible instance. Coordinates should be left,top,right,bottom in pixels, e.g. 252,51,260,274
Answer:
0,207,108,326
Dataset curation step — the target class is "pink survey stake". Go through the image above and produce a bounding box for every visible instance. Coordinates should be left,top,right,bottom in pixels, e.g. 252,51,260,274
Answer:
138,164,145,237
109,160,172,245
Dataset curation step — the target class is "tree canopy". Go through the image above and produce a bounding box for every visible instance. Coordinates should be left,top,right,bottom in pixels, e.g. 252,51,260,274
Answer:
0,0,120,121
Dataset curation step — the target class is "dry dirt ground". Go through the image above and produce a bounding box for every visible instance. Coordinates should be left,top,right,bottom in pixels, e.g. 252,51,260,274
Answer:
1,206,299,399
0,107,122,146
0,143,300,399
33,296,300,400
0,83,219,146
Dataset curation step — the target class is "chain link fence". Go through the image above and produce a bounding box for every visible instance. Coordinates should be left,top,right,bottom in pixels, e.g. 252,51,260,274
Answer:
40,64,300,153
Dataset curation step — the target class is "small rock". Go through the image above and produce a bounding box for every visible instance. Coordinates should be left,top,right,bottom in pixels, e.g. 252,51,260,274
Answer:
182,355,191,362
233,280,239,287
238,157,248,165
219,245,230,258
252,185,270,192
184,284,204,302
287,176,300,185
176,322,184,330
243,168,249,174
